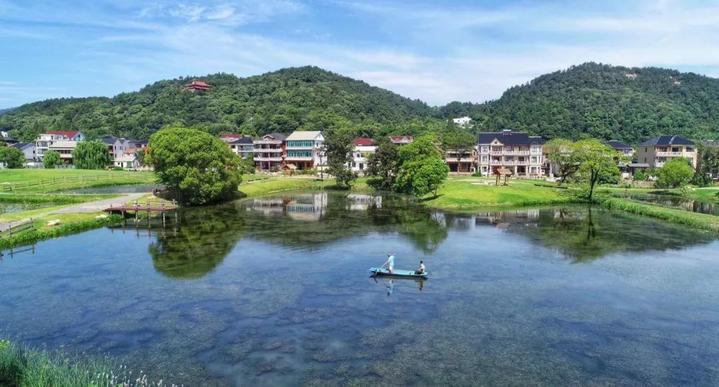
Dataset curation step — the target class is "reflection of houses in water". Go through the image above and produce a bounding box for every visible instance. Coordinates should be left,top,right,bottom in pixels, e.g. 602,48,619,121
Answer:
248,193,328,221
346,194,382,211
286,193,328,221
474,209,540,229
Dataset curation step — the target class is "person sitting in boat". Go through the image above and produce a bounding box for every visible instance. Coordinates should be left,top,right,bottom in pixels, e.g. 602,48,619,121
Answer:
416,260,426,275
382,253,395,274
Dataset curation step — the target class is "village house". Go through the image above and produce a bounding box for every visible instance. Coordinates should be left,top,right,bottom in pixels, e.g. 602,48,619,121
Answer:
101,136,130,160
350,137,376,174
285,131,325,170
444,147,477,174
48,140,78,164
606,140,634,157
390,135,414,146
253,133,286,171
114,154,140,170
11,143,36,164
452,116,472,127
34,130,84,161
477,129,545,177
220,134,254,159
636,135,697,168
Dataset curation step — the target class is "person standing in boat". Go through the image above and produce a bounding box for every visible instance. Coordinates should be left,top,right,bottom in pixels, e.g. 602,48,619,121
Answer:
382,253,395,274
416,260,426,275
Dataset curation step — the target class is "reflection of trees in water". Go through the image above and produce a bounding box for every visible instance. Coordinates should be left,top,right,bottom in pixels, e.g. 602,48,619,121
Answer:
149,207,245,279
496,206,713,262
149,193,449,279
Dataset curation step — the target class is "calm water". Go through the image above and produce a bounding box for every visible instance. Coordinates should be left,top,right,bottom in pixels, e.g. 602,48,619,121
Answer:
2,192,719,386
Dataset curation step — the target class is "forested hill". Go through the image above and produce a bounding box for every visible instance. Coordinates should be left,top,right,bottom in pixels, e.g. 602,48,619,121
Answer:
0,66,435,142
441,62,719,143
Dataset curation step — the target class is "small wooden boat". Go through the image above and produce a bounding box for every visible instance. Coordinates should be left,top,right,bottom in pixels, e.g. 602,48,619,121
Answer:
369,267,429,279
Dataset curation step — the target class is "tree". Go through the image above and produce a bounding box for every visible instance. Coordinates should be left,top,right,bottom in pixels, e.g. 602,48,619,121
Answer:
135,148,146,166
394,134,449,197
544,138,579,184
692,144,719,186
73,140,111,169
367,137,399,191
43,150,61,169
0,146,25,168
146,126,242,205
324,129,356,188
656,158,695,188
572,139,620,201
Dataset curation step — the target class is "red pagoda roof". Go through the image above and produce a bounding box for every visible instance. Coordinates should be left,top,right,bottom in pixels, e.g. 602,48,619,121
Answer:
352,137,376,146
47,130,80,138
184,80,211,91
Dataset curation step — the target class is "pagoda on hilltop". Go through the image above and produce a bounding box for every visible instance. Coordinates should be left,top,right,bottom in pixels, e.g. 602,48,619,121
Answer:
184,80,211,92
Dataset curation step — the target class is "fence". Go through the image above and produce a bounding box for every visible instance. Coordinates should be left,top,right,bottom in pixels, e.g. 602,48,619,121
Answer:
0,174,113,192
0,218,34,238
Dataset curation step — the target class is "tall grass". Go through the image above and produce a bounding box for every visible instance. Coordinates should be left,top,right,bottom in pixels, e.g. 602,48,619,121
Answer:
0,339,172,386
600,198,719,232
0,215,123,250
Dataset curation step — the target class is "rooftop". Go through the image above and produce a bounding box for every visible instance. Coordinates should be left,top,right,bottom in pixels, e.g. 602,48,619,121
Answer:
353,137,376,146
286,131,322,141
639,135,694,147
47,130,80,138
478,130,544,145
606,140,632,150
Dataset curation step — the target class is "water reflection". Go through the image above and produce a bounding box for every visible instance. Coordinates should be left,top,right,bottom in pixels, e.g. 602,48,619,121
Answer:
371,275,426,296
134,192,717,279
614,191,719,216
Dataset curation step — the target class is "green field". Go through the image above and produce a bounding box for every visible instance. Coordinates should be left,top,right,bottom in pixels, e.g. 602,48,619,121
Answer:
0,169,155,193
423,177,574,210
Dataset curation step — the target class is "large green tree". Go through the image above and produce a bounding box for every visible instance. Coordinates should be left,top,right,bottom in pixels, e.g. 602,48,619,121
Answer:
324,129,356,189
367,137,400,191
43,150,61,168
544,138,580,184
0,146,25,168
73,140,111,169
147,126,241,205
572,139,621,201
692,144,719,186
656,158,695,188
394,134,449,197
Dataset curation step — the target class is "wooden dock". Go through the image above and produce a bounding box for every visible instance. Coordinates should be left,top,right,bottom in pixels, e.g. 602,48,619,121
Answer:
104,202,179,226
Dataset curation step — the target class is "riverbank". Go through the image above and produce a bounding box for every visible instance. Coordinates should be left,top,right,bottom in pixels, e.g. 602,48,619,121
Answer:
0,339,161,386
601,197,719,232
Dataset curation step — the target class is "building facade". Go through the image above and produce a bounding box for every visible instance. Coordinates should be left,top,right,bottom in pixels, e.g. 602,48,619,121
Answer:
253,133,286,171
34,131,84,161
350,138,376,174
221,134,254,159
606,140,634,157
477,130,545,177
389,135,413,146
445,148,477,174
637,135,697,168
285,131,325,170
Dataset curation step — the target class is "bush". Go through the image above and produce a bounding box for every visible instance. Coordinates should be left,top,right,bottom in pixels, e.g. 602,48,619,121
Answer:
0,146,25,168
656,158,695,188
43,150,61,168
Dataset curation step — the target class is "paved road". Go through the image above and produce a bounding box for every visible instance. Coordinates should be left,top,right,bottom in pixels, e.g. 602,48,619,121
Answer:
51,192,149,214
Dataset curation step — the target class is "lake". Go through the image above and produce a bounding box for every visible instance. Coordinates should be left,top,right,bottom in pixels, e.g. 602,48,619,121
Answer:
2,192,719,386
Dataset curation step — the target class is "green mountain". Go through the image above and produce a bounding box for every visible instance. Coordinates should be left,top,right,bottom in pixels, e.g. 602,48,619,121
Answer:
0,66,435,142
3,62,719,143
442,62,719,143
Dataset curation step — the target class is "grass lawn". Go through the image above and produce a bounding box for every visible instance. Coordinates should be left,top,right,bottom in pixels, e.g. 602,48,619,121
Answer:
423,177,574,210
239,175,370,198
601,197,719,232
0,169,155,193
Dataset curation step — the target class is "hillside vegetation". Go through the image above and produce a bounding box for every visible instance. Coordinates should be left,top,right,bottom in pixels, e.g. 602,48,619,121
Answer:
442,62,719,143
3,62,719,143
0,67,435,142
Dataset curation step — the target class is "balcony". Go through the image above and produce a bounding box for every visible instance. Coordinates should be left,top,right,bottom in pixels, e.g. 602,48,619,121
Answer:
286,156,313,161
254,156,282,162
446,157,476,163
656,151,685,157
253,147,282,153
254,140,283,145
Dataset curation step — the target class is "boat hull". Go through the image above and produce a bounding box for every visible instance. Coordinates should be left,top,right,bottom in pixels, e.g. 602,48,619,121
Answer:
369,267,429,279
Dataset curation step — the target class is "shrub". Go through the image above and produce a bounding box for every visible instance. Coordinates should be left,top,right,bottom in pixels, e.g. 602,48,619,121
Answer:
656,158,695,188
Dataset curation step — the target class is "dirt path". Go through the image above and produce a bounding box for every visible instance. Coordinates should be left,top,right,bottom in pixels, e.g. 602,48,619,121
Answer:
51,192,148,214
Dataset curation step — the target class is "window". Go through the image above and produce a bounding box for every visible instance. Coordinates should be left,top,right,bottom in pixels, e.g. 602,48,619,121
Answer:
531,156,538,163
287,150,312,158
287,140,314,148
480,146,489,152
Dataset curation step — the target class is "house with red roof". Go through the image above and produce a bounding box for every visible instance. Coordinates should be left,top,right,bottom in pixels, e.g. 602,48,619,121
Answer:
351,137,377,174
34,131,85,162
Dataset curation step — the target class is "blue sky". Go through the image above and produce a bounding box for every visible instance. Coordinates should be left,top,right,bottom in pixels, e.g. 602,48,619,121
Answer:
2,0,719,109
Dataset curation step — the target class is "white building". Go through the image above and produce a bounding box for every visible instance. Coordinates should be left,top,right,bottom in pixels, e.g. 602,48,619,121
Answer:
350,138,376,174
220,134,254,159
35,131,84,161
452,116,472,127
114,154,140,169
48,140,78,164
285,131,325,170
477,129,545,177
